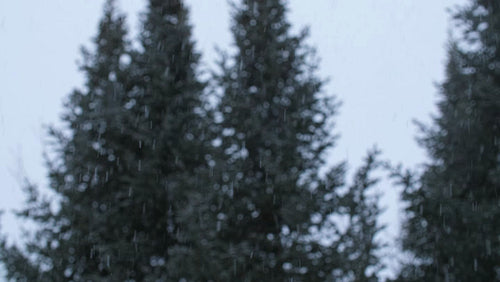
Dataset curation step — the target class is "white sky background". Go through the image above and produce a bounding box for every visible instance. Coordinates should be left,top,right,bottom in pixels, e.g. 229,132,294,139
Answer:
0,0,467,279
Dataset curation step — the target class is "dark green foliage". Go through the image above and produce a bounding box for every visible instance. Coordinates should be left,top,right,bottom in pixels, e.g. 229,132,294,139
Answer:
0,0,388,281
336,149,385,281
211,0,337,279
126,0,213,280
121,0,210,280
396,1,500,281
1,1,134,280
193,0,383,280
0,0,209,280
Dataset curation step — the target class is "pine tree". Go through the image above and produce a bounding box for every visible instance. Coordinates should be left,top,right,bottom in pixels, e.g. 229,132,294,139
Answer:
206,0,344,280
0,0,210,280
335,149,385,281
125,0,211,280
396,1,500,280
0,1,134,280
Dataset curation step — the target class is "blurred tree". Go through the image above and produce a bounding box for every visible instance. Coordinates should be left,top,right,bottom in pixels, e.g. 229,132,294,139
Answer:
335,149,385,282
0,1,134,280
200,0,373,280
0,0,390,281
0,0,211,280
395,1,500,281
124,0,212,280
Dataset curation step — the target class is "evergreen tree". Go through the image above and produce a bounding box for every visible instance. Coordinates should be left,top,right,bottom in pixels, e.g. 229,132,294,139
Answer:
205,0,346,280
125,0,211,280
0,1,134,280
396,1,500,280
335,149,385,282
0,0,210,280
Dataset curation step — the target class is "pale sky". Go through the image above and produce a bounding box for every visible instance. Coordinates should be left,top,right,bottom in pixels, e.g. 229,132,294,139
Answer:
0,0,466,279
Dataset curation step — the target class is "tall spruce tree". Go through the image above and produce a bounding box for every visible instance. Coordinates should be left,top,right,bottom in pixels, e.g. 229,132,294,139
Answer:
0,1,134,280
207,0,346,280
0,0,210,280
396,1,500,280
125,0,210,280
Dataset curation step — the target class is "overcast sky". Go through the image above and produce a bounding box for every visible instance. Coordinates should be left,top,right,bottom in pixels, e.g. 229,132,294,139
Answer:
0,0,467,278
